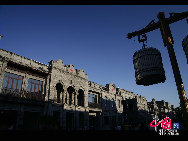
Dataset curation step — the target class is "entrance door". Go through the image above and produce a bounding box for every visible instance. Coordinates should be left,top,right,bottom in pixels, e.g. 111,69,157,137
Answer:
89,115,96,130
66,112,73,131
0,110,17,130
23,112,40,130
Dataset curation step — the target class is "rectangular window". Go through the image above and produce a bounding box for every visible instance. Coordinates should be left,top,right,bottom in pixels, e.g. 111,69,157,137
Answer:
27,78,43,93
118,100,121,108
2,77,8,88
8,78,13,89
2,72,23,92
88,93,97,103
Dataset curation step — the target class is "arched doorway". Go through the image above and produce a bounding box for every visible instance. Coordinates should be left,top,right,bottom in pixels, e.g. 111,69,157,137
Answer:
56,83,63,103
78,89,84,107
67,86,75,105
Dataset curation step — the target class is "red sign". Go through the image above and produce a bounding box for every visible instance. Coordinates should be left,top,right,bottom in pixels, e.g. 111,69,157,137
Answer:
70,69,73,72
150,117,171,129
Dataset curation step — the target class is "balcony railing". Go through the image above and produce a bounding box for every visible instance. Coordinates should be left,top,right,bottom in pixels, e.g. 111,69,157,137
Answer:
88,102,101,109
1,88,45,101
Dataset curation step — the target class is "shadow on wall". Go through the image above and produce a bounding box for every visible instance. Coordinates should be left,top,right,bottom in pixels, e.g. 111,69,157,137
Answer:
0,89,158,131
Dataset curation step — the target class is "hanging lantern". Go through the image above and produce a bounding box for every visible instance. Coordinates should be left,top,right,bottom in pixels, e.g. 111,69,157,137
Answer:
182,35,188,64
133,47,166,86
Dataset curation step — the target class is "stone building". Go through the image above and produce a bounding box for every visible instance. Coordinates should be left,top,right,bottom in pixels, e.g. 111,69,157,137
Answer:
148,99,175,120
0,48,172,130
122,94,152,124
147,98,159,117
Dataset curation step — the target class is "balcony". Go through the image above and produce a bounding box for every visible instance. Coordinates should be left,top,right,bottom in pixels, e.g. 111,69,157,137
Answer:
1,88,45,101
88,102,101,109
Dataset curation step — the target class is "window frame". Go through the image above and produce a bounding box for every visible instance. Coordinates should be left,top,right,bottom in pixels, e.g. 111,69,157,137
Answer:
2,72,23,92
27,78,43,93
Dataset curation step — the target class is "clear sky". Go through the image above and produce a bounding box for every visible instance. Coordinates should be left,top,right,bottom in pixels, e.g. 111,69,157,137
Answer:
0,5,188,107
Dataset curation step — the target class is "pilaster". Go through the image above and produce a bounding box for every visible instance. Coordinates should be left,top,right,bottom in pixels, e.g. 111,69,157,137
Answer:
0,59,7,93
74,92,78,106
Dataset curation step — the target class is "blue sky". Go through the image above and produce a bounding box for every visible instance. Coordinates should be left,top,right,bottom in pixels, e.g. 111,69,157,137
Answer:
0,5,188,107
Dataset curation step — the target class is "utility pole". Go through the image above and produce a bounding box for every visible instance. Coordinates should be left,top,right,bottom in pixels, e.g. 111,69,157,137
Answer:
127,11,188,129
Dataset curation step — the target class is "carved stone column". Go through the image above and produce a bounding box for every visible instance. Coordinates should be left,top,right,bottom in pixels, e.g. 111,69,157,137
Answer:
44,74,51,101
66,91,69,105
96,94,99,104
84,94,88,107
72,92,75,105
62,90,66,104
22,73,29,92
0,59,7,93
74,93,78,106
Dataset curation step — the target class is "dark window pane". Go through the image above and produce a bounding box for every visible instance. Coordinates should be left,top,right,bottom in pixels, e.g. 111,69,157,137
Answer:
94,96,97,103
35,85,38,92
35,80,39,84
8,78,13,89
2,73,23,92
9,73,15,78
27,82,31,92
39,85,42,91
17,80,22,91
31,84,35,92
13,80,17,90
88,94,92,103
27,78,43,93
4,72,9,77
32,79,36,83
88,94,97,103
2,76,8,88
28,79,32,83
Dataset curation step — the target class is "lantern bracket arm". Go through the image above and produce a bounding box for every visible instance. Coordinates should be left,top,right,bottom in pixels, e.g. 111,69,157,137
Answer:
138,34,147,48
169,12,181,18
145,19,156,29
126,11,188,40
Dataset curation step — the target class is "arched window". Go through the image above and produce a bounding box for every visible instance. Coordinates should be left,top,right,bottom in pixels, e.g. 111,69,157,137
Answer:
78,89,84,107
112,98,115,108
55,83,63,103
67,86,75,105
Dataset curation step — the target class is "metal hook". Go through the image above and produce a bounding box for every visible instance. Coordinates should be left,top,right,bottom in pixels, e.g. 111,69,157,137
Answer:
138,34,147,49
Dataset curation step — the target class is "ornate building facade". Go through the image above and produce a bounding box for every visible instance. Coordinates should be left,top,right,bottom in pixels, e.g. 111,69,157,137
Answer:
0,48,174,130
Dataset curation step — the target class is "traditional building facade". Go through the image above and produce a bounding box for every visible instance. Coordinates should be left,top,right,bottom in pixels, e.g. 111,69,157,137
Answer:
0,48,174,130
147,98,175,121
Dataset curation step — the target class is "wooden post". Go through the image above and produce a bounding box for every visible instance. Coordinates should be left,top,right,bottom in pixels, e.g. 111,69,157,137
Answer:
158,12,188,130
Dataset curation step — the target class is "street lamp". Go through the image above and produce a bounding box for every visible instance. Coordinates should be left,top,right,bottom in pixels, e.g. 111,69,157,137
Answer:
0,35,3,39
133,34,166,86
127,11,188,130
